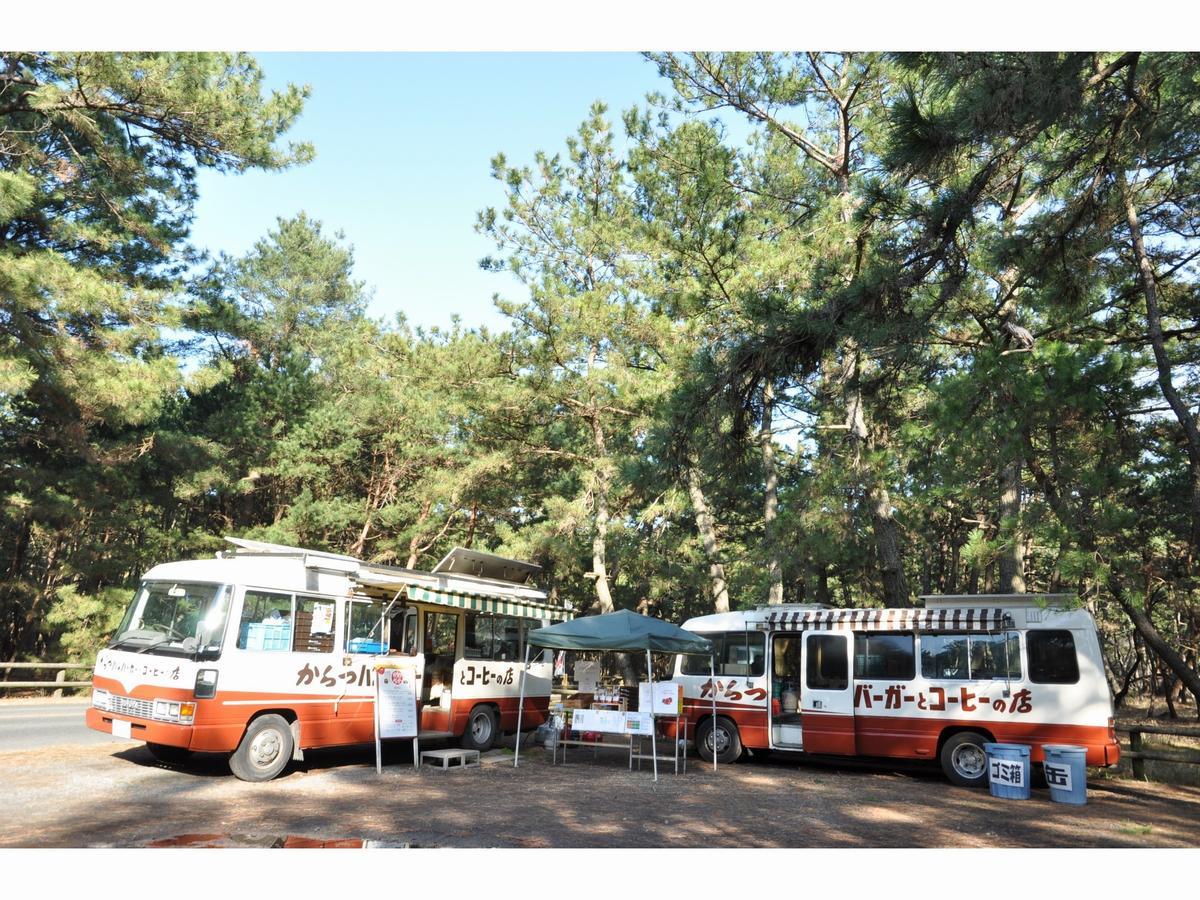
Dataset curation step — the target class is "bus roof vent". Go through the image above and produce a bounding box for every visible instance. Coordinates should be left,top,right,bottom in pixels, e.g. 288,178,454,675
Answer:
432,547,541,585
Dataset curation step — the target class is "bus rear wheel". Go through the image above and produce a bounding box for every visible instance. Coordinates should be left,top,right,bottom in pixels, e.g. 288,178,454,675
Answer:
696,717,742,764
461,705,498,752
940,730,990,788
229,714,293,782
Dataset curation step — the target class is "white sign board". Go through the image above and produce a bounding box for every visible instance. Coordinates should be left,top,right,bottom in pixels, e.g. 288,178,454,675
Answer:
574,660,600,693
570,708,621,733
1043,762,1073,792
639,681,683,716
376,655,423,739
989,758,1026,788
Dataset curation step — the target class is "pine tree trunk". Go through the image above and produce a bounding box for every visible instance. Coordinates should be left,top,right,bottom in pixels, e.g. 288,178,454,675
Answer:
841,340,911,606
998,454,1026,592
1122,179,1200,560
760,382,784,605
685,459,731,614
590,415,615,614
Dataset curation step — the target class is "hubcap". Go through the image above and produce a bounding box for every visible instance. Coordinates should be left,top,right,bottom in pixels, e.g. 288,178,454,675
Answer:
471,713,492,743
952,743,986,779
249,728,283,769
707,725,730,755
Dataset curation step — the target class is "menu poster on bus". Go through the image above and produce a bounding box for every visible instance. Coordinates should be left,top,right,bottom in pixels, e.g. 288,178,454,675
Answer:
376,655,423,739
311,603,335,635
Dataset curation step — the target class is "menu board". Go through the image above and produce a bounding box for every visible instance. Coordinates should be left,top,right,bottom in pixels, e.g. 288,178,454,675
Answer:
376,655,423,739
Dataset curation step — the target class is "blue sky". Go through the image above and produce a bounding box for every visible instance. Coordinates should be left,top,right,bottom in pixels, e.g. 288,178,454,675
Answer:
190,53,669,333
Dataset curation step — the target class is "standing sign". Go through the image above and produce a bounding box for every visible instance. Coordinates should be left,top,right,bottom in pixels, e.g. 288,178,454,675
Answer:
374,654,424,773
639,681,683,716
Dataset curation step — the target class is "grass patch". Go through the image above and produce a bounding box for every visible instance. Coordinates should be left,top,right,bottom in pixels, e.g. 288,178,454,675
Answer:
1118,822,1153,836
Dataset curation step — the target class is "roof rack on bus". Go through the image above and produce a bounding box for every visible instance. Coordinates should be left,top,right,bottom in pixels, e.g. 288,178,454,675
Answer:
919,593,1077,609
751,602,832,611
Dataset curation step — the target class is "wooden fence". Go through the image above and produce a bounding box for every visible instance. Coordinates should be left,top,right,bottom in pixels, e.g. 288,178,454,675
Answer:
1116,722,1200,779
0,662,92,698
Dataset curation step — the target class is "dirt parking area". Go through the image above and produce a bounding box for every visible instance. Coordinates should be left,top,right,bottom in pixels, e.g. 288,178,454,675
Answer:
1,737,1197,848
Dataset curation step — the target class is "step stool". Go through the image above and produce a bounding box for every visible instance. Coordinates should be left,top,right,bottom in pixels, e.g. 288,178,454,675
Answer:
419,748,480,770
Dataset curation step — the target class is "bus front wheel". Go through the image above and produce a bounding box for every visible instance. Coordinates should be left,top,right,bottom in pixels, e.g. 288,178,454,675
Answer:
696,717,742,764
229,714,294,782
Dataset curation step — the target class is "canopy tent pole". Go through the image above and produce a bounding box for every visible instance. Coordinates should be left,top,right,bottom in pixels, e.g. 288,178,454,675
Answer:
711,652,717,772
513,643,531,768
647,647,658,782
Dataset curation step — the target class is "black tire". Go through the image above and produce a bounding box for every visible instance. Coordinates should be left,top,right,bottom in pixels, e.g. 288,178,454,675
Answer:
939,731,991,788
146,742,191,765
696,716,742,765
461,705,498,752
229,714,293,782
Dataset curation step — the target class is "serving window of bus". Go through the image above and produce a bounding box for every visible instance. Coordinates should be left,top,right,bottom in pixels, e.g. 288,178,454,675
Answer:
236,589,338,654
344,598,387,655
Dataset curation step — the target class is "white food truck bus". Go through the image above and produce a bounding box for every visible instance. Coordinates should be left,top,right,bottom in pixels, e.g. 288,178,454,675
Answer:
86,539,566,780
671,594,1120,787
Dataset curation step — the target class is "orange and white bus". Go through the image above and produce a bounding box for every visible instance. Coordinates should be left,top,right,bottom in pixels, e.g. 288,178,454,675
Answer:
86,539,567,780
670,594,1120,787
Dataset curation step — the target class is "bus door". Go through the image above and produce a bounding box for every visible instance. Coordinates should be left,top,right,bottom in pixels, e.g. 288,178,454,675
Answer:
420,609,460,733
770,634,804,749
799,631,856,755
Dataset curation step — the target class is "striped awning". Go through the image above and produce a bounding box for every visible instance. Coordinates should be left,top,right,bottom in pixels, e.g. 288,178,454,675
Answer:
405,584,573,622
764,607,1012,632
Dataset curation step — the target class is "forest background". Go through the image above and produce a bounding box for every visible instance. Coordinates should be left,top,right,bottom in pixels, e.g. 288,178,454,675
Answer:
2,51,1199,715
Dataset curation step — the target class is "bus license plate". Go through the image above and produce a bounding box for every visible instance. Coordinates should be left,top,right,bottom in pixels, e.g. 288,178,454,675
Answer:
112,718,132,738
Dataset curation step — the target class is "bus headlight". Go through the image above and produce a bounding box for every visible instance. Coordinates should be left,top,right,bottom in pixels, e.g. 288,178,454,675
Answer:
194,669,219,700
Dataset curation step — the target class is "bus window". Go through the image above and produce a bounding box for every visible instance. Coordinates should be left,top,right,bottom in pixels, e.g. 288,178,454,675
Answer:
388,608,416,654
294,596,337,653
806,634,848,690
1027,630,1080,684
854,633,915,680
344,598,385,654
970,632,1021,680
922,632,1022,680
237,590,293,651
682,632,765,676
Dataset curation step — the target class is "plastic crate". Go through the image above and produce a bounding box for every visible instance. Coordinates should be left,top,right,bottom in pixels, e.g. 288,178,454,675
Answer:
347,638,385,654
244,621,292,651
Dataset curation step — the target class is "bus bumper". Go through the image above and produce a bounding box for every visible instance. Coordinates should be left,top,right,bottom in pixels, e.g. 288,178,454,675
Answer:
86,707,194,749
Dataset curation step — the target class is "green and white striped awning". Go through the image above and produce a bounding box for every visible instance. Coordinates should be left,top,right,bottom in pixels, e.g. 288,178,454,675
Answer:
405,584,573,622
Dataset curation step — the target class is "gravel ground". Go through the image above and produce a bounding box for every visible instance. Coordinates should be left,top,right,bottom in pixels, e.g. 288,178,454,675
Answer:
2,736,1197,848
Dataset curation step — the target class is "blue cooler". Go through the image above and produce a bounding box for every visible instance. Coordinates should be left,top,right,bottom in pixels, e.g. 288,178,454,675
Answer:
1041,744,1088,805
983,742,1031,800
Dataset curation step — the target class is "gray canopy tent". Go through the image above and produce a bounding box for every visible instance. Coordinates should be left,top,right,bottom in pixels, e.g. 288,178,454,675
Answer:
513,609,717,780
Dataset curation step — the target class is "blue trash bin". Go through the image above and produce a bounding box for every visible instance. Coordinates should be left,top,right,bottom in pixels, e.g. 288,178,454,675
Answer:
983,742,1031,800
1041,744,1088,805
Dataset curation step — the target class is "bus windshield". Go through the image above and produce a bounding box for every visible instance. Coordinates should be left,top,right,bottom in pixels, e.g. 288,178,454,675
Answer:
109,581,232,658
